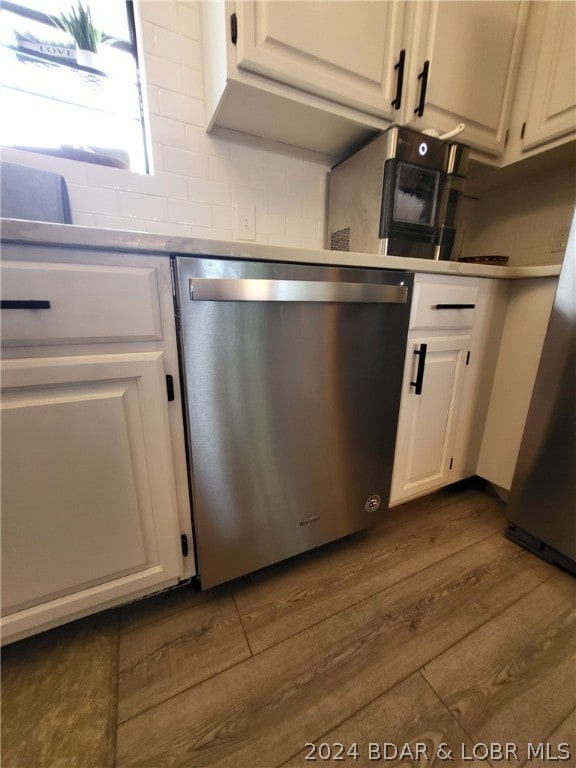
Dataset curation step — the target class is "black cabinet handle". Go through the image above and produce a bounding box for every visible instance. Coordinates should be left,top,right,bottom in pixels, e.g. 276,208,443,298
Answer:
410,343,427,395
391,49,406,110
414,60,429,117
434,303,476,310
1,300,51,310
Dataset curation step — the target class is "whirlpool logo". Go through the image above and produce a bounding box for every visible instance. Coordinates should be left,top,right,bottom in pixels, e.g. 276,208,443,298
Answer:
298,515,320,527
365,495,381,512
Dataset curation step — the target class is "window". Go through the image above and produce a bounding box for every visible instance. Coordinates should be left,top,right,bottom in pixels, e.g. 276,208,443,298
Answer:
0,1,149,173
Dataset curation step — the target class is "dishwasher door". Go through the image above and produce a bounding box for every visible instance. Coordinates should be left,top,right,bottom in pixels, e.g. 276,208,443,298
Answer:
174,256,413,588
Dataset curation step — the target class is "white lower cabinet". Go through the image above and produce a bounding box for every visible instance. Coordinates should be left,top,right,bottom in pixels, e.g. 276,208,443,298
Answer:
1,248,194,644
391,335,469,504
390,274,506,506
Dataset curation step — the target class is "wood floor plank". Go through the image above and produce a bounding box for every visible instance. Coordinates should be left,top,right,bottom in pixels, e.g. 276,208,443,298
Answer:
234,490,506,653
1,612,119,768
117,533,551,768
282,671,490,767
118,589,251,723
118,583,207,634
534,708,576,767
421,570,576,766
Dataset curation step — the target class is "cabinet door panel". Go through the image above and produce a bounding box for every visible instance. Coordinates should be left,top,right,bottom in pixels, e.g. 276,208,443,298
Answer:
408,1,527,155
235,0,406,119
1,353,182,637
522,1,576,150
391,335,469,505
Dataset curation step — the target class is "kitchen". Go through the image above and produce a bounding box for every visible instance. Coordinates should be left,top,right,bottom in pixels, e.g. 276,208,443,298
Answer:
1,1,575,766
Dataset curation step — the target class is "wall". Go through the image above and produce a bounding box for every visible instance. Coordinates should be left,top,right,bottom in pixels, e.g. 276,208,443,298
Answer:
0,1,332,250
459,162,576,266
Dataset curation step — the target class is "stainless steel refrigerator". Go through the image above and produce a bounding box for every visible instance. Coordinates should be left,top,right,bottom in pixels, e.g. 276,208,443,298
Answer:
506,211,576,574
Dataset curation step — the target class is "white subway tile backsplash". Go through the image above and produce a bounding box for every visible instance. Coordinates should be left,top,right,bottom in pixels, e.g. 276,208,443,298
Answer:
256,211,285,236
168,198,212,227
250,165,287,194
189,177,231,207
145,54,182,92
211,206,236,231
463,164,575,266
157,89,204,126
269,235,305,249
228,140,269,169
230,185,268,212
72,212,97,227
180,37,203,72
140,21,157,55
67,185,120,215
146,84,161,115
209,156,251,186
85,164,156,194
177,3,201,41
269,191,303,218
148,114,187,150
186,126,230,158
152,172,190,200
286,171,321,198
156,146,210,179
148,26,183,65
94,214,152,232
120,192,169,221
181,66,204,98
140,1,180,33
286,216,320,240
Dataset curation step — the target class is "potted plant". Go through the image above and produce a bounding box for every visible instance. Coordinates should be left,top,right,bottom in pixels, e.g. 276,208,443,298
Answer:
53,1,102,69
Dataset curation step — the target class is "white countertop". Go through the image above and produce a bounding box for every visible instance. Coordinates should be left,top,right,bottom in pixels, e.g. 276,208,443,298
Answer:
0,218,561,279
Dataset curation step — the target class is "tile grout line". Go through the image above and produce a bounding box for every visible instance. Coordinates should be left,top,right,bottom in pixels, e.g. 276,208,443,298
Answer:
232,588,256,658
416,668,497,768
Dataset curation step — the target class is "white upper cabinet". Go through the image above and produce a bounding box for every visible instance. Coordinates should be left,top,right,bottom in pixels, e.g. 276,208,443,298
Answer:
519,1,576,152
202,1,530,159
234,1,407,122
407,1,528,156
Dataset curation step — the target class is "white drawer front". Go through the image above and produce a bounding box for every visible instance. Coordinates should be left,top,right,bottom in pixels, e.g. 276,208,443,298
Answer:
410,281,479,330
1,261,163,346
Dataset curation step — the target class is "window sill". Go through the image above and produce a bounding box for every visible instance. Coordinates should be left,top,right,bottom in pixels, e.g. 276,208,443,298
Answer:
7,145,130,169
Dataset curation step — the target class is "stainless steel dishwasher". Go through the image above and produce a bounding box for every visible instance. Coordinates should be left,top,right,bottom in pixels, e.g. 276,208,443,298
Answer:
173,256,413,588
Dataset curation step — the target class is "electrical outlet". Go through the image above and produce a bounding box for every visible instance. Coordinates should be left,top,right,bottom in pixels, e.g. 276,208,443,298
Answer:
236,207,256,241
552,227,569,252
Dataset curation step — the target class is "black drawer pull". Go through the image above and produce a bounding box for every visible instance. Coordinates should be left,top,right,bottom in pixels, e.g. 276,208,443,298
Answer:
410,343,427,395
414,60,429,117
434,303,476,310
1,299,51,310
391,49,406,110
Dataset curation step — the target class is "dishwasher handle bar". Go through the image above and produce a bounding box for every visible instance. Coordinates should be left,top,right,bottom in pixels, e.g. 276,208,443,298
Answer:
189,278,408,304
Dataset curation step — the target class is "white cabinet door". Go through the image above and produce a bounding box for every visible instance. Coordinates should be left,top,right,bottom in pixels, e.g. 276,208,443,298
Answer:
1,352,183,643
390,334,469,505
521,1,576,152
408,0,527,156
234,0,407,120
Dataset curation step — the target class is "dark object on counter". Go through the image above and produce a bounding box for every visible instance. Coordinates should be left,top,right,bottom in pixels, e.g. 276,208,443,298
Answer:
459,255,509,265
505,212,575,574
0,162,72,223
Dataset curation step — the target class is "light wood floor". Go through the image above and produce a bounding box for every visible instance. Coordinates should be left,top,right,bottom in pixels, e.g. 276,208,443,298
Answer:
115,481,576,768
